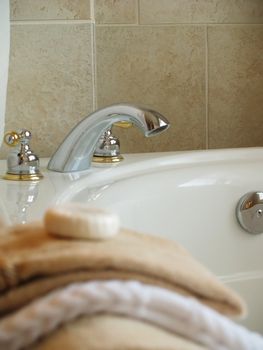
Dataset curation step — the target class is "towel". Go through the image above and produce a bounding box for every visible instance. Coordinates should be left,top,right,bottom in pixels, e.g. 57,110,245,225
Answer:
30,315,207,350
0,219,245,317
0,281,210,350
31,314,206,350
1,281,262,350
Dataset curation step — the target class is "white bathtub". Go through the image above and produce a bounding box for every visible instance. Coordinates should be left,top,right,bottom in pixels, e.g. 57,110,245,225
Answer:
0,147,263,333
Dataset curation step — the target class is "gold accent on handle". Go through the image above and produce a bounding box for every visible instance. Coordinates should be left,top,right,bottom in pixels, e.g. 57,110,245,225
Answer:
4,131,20,147
114,121,133,128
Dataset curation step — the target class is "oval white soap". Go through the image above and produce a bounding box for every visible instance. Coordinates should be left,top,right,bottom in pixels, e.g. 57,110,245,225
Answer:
44,203,120,240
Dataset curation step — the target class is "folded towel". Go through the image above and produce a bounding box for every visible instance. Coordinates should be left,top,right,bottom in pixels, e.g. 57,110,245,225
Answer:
0,218,245,317
12,314,207,350
1,281,262,350
33,314,206,350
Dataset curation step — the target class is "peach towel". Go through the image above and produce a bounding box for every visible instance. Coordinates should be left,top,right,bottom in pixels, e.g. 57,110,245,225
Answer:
0,221,245,317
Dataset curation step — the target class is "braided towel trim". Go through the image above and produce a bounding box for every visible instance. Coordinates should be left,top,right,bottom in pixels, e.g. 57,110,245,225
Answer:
0,280,262,350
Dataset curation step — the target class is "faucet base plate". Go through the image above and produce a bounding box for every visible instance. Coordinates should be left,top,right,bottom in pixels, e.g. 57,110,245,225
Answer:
92,155,124,163
2,172,43,181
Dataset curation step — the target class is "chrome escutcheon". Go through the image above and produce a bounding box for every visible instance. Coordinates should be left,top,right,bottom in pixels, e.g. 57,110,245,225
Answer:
236,191,263,234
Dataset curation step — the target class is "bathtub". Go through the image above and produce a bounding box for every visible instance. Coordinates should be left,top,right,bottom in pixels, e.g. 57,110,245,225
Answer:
0,147,263,333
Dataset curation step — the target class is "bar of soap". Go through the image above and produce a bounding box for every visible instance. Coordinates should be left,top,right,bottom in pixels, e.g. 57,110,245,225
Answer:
44,203,120,240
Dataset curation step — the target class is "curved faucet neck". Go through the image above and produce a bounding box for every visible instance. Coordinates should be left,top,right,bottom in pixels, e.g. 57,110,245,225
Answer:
47,104,169,173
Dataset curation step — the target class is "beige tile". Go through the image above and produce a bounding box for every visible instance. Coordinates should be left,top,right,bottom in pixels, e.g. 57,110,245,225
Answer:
0,23,94,159
10,0,91,21
208,25,263,148
95,0,137,24
96,25,206,153
140,0,263,24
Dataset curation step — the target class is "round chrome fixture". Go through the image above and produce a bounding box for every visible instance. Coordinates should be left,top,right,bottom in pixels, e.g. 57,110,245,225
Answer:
236,191,263,234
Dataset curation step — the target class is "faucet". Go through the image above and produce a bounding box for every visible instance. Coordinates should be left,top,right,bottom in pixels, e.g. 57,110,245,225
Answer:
47,104,170,173
3,129,43,181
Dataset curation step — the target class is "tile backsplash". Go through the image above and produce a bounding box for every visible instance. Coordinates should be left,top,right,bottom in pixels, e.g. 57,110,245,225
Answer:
1,0,262,158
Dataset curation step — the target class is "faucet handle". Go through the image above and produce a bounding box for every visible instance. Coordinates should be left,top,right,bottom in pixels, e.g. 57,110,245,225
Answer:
4,129,32,147
93,121,137,163
3,129,43,181
4,131,20,147
93,129,123,163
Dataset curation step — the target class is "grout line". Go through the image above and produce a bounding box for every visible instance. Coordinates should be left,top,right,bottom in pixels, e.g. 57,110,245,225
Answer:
11,21,262,27
92,23,97,110
90,0,95,22
96,23,206,27
205,25,209,150
90,0,96,110
95,22,263,27
136,0,140,25
96,23,141,27
91,0,97,110
205,23,263,26
10,20,263,27
10,19,93,25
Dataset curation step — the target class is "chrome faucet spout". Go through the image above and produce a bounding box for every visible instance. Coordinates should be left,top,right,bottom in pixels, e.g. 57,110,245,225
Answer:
47,103,170,173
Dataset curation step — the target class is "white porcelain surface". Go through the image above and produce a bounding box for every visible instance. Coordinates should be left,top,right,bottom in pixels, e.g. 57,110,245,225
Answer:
0,148,263,332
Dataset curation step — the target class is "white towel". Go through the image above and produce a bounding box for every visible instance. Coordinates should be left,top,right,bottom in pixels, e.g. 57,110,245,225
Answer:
0,280,262,350
0,0,10,148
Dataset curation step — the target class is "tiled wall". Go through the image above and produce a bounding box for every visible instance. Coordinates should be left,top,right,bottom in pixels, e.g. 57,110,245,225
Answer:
1,0,263,158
